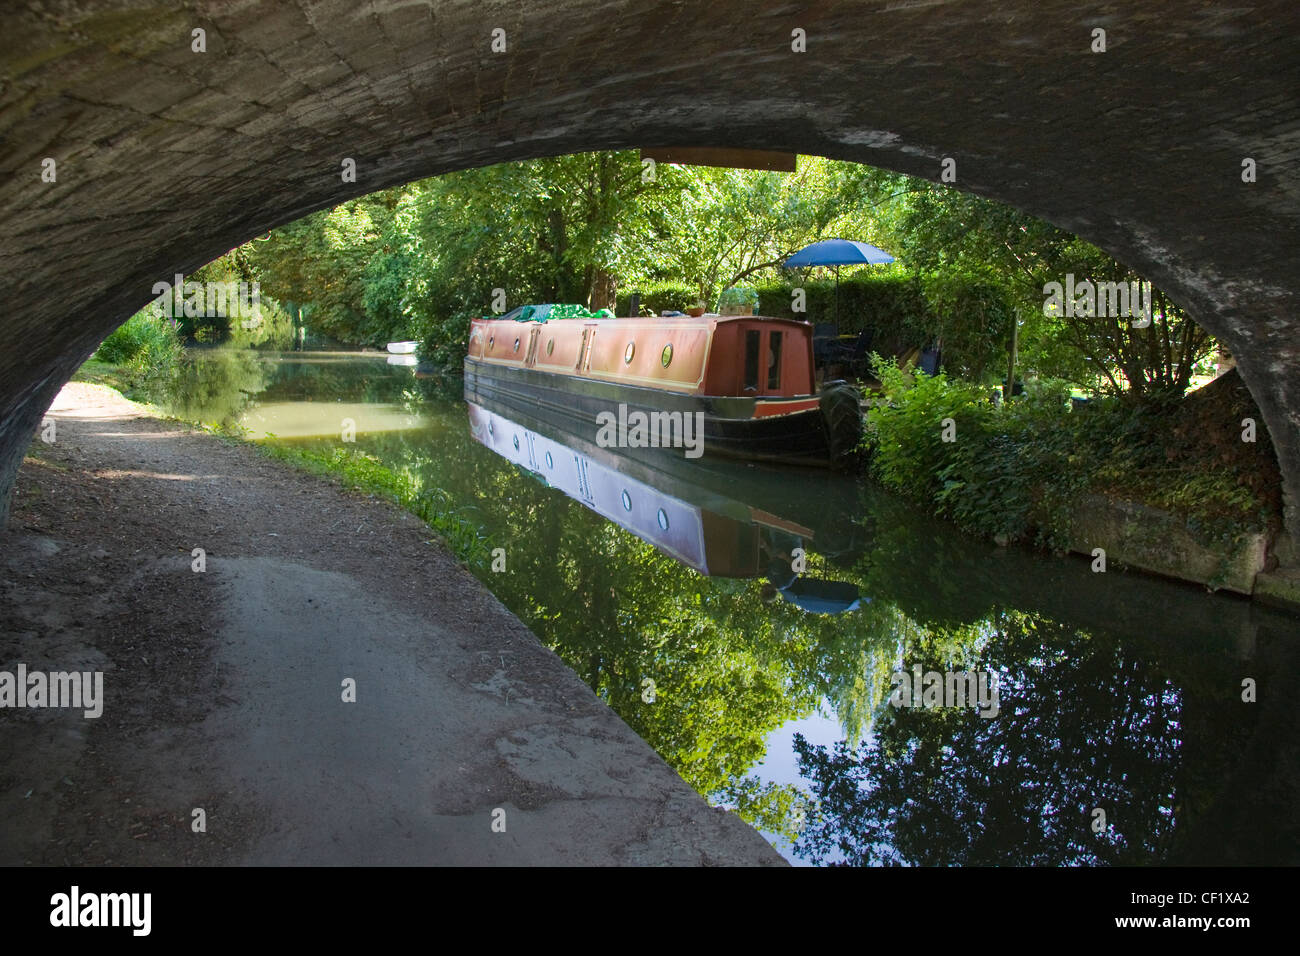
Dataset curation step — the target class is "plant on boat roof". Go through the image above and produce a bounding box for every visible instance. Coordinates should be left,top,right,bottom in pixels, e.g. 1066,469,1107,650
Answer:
548,303,614,320
717,286,758,307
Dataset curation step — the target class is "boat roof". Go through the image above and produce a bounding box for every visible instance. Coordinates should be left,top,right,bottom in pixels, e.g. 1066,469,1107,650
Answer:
476,312,809,326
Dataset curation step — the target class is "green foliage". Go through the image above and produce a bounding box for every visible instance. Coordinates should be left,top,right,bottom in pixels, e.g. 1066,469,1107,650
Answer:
756,268,927,337
877,179,1217,396
233,153,902,363
247,193,397,347
615,281,700,315
750,270,1014,379
865,356,994,509
91,309,185,402
864,356,1271,552
917,267,1015,380
219,146,1217,399
716,285,758,313
538,303,613,320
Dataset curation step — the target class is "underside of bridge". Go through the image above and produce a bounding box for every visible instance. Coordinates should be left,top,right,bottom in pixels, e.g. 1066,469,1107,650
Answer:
2,1,1298,544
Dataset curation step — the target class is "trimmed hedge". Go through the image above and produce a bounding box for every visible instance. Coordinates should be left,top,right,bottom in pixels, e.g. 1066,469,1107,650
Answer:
755,272,1012,380
615,272,1013,379
616,282,701,316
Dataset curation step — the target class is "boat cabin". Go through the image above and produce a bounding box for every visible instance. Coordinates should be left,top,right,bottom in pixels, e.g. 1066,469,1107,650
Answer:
466,314,816,399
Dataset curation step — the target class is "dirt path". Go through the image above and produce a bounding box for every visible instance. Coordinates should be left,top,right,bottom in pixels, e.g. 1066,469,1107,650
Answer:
0,383,780,866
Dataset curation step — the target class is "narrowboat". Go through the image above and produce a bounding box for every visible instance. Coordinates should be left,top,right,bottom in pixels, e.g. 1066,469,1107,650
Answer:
463,309,862,467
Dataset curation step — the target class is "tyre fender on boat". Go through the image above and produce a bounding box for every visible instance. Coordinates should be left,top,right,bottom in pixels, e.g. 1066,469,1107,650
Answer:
819,380,864,468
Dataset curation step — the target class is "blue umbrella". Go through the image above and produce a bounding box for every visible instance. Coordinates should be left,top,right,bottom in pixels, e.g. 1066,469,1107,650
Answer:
784,238,895,325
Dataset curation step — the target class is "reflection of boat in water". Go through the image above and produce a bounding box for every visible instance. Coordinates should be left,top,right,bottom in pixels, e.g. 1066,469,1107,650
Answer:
464,310,862,467
468,397,866,611
386,353,418,366
386,340,419,354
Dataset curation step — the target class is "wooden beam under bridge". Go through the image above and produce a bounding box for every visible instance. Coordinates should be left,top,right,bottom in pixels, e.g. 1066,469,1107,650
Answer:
640,147,797,172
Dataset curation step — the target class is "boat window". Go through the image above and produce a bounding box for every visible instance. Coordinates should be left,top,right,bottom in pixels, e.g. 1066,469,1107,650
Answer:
744,330,760,390
768,331,783,389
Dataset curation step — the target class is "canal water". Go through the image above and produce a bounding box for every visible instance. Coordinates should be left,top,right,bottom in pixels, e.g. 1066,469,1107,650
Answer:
163,349,1300,866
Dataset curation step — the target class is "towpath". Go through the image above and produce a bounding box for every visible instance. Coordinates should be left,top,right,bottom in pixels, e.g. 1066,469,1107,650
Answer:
0,383,781,866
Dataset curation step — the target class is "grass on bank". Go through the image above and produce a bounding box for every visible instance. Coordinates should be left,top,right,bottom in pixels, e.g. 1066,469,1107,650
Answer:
249,440,492,568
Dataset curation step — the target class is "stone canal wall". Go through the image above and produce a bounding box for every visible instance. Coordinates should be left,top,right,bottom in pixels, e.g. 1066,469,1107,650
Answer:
1057,494,1297,611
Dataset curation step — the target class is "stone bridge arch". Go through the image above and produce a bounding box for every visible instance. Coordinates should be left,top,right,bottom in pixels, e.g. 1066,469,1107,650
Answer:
3,1,1298,545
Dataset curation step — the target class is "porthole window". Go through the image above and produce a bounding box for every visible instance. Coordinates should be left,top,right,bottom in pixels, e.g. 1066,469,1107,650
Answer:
488,336,494,350
661,343,673,367
487,421,494,436
545,451,554,469
546,338,555,355
624,341,635,363
512,434,520,451
621,490,632,512
514,337,521,352
657,508,670,530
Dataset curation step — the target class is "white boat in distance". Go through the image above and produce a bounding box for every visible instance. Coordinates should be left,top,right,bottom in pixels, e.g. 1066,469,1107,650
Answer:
386,340,419,354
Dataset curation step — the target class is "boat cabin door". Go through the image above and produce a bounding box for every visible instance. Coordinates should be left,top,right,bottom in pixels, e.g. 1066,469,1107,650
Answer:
578,324,597,372
525,326,541,365
742,327,790,396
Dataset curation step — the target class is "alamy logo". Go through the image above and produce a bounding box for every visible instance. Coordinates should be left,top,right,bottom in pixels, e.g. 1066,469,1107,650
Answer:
0,665,103,718
1042,274,1152,328
889,665,999,718
151,273,261,326
595,404,705,459
50,886,150,936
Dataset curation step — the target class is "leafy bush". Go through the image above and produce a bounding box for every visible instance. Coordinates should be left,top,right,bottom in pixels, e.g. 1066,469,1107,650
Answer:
866,356,993,504
873,361,1085,541
863,356,1271,551
92,309,185,401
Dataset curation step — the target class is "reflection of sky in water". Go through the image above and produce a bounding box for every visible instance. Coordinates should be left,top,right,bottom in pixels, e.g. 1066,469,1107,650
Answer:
750,704,847,866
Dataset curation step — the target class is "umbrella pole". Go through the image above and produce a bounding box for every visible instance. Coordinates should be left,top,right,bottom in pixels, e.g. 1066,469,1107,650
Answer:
835,266,840,330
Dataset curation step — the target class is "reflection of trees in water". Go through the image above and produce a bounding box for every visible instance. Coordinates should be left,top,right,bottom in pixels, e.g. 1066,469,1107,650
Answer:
792,610,1262,866
345,397,1137,845
166,352,458,427
358,416,913,833
165,350,270,428
258,356,413,404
